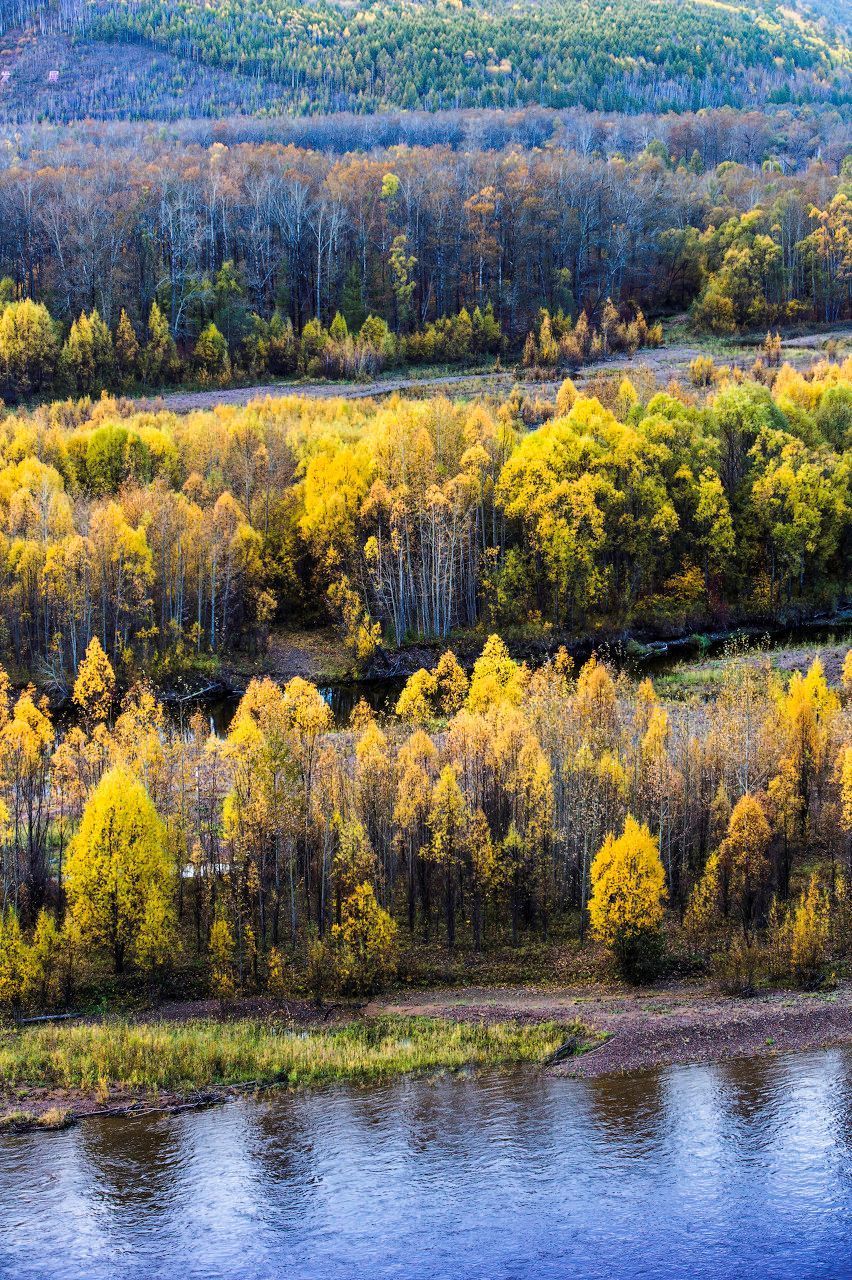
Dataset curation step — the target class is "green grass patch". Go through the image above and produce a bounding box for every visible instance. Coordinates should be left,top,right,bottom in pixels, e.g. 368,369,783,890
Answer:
0,1016,579,1094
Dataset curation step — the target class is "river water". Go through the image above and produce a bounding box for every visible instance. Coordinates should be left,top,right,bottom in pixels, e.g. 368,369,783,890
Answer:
1,1048,851,1279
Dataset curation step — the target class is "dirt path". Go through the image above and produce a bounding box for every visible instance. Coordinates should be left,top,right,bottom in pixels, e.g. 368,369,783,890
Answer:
139,370,519,413
368,981,852,1077
138,326,852,415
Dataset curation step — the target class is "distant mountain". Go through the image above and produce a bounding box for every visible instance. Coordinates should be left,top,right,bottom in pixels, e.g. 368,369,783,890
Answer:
0,0,848,122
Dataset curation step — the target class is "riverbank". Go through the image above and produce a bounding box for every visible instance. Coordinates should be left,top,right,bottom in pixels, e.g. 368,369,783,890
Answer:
216,611,852,701
4,982,852,1129
372,982,852,1078
136,323,852,415
0,1014,582,1128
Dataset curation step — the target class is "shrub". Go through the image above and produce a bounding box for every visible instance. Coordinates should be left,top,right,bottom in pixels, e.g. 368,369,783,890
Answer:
330,882,398,995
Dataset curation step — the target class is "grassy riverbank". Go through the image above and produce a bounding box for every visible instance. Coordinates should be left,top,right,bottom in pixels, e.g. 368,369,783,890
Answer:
0,1015,583,1103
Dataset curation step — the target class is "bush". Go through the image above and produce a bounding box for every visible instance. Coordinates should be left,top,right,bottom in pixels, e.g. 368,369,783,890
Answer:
330,882,398,995
689,354,716,387
718,935,762,995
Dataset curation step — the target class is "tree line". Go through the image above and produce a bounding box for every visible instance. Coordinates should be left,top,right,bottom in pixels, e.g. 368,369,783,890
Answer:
0,134,847,367
0,632,849,1005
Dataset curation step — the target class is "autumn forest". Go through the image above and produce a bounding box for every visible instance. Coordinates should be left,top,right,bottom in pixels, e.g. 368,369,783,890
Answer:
0,0,847,1040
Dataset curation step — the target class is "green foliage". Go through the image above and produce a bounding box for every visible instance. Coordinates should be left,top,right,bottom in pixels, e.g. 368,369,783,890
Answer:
144,302,180,386
80,0,847,116
61,310,114,396
194,322,231,382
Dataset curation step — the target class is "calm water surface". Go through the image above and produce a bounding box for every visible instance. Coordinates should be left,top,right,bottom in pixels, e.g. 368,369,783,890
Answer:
2,1049,852,1280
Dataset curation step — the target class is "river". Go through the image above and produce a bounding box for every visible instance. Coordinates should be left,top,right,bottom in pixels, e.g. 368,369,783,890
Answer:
1,1048,851,1279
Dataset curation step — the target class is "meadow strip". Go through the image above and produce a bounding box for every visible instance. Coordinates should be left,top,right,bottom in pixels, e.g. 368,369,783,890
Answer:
0,1016,578,1094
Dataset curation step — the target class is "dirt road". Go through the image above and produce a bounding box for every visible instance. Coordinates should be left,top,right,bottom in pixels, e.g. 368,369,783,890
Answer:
138,326,852,415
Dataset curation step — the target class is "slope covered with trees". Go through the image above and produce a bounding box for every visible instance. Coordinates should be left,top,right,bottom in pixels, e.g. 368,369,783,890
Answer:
0,132,847,384
0,354,845,688
1,0,848,120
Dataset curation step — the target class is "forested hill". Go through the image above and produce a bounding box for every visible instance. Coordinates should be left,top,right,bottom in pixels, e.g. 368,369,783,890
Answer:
0,0,848,121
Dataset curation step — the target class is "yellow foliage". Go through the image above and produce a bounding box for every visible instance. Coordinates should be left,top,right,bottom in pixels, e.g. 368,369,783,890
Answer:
0,908,24,1009
717,793,771,928
331,882,398,994
554,377,578,416
573,654,619,746
66,765,173,974
684,849,720,944
209,913,236,1001
840,745,852,833
73,637,116,724
467,634,525,711
22,909,63,1007
588,814,667,967
434,650,469,714
790,874,830,988
396,667,438,722
267,945,288,996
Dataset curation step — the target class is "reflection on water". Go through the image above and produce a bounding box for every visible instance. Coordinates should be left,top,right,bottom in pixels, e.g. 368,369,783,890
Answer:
2,1049,852,1279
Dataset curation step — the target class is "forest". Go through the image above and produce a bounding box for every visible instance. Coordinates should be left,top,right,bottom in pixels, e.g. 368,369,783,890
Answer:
0,130,847,399
0,0,845,1017
0,352,846,679
0,0,848,122
0,622,848,1009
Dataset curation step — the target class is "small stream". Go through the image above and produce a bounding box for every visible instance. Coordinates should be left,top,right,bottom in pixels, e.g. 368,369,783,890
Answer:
183,618,852,734
1,1048,851,1279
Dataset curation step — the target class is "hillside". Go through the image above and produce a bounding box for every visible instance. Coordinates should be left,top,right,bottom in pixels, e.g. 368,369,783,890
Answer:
0,0,849,121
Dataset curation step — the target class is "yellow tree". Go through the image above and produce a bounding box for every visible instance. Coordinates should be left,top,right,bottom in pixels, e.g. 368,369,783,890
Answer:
790,873,830,988
72,634,116,727
394,728,438,934
467,634,525,711
331,882,398,995
1,689,53,914
716,793,771,933
588,814,667,980
66,765,173,974
395,668,438,723
434,651,469,714
22,908,63,1008
209,911,237,1004
354,720,395,897
281,677,334,928
428,765,468,948
774,658,839,836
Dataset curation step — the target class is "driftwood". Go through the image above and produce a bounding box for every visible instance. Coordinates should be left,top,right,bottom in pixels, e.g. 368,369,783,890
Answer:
15,1011,81,1026
546,1033,608,1065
